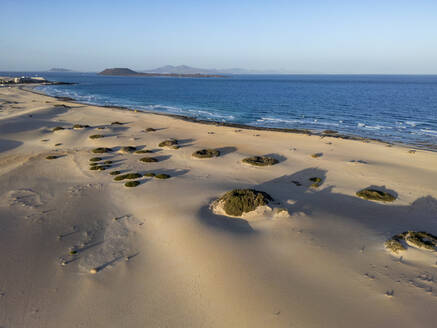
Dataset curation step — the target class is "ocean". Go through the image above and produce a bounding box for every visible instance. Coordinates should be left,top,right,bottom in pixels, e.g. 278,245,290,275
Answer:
4,72,437,148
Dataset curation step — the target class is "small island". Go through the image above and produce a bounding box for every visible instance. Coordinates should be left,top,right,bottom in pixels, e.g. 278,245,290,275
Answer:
48,68,73,72
99,67,225,78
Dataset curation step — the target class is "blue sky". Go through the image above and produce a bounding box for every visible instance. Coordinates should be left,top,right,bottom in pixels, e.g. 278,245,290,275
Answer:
1,0,437,73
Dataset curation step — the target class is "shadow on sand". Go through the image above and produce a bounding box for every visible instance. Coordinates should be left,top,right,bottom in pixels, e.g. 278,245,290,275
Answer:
197,168,437,237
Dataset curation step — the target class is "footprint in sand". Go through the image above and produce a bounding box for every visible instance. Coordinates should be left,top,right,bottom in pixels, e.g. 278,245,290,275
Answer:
59,215,143,274
3,189,43,209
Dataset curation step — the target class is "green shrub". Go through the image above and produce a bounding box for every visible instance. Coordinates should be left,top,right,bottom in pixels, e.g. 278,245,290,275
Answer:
120,146,137,153
405,231,437,250
144,172,156,177
159,139,179,148
111,121,124,125
140,157,158,163
92,147,112,153
385,231,437,253
89,134,104,139
356,188,396,202
103,160,113,164
55,143,62,146
242,156,278,166
46,155,59,160
89,162,99,167
110,170,121,176
135,150,152,154
52,126,64,132
154,173,170,179
73,124,90,129
311,153,323,158
114,173,142,181
192,149,220,158
89,157,102,162
125,181,140,187
218,189,273,216
309,177,322,188
146,127,156,132
385,239,406,253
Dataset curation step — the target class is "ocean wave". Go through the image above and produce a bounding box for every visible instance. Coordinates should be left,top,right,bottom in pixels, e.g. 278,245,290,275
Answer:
257,117,339,127
420,129,437,136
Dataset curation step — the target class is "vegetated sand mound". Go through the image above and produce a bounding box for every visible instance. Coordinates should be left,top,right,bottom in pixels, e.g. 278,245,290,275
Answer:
211,188,273,217
192,148,220,159
158,139,179,149
73,124,90,129
113,173,142,181
119,146,137,153
92,147,112,154
89,134,104,139
125,181,140,187
139,157,158,163
309,177,323,188
242,156,278,166
385,231,437,254
356,187,396,202
154,173,170,179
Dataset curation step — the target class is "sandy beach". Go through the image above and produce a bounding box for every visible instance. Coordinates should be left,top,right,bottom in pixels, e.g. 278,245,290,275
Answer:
1,85,437,327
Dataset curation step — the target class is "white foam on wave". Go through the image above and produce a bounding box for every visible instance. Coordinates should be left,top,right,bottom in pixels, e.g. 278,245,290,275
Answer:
420,129,437,136
257,117,339,127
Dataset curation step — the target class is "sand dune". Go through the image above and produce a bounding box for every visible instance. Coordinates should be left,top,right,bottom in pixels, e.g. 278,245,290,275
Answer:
1,86,436,327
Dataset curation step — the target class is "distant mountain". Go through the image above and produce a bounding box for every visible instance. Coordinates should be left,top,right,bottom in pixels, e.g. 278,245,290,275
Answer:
100,68,138,75
141,65,286,75
48,68,73,72
99,68,224,78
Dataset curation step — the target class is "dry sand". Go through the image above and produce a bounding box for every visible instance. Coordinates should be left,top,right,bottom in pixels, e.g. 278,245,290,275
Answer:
1,85,437,328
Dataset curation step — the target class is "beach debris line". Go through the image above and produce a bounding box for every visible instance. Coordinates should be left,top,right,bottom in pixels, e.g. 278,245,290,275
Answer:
356,187,396,202
192,148,220,158
213,188,273,216
385,231,437,253
242,155,279,166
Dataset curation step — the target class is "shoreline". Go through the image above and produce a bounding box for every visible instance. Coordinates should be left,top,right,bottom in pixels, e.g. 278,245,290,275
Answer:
24,84,436,152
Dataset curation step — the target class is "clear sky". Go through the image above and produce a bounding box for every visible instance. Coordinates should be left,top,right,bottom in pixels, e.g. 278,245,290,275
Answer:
1,0,437,73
